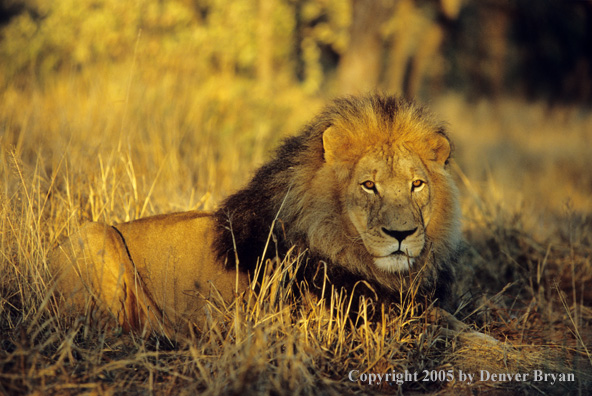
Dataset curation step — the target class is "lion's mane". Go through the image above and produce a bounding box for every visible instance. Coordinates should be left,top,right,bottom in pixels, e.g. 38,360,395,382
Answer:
213,94,461,308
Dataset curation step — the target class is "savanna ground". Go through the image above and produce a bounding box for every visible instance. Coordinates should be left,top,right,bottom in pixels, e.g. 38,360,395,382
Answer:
1,61,591,395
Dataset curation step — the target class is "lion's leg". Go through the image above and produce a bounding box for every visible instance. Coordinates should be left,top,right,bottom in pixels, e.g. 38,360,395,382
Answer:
429,307,501,345
50,222,173,336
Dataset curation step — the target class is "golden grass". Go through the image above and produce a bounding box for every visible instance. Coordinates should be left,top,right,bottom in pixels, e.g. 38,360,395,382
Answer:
1,66,591,394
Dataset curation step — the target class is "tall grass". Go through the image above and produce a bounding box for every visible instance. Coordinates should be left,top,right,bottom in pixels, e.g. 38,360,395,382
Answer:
1,67,591,394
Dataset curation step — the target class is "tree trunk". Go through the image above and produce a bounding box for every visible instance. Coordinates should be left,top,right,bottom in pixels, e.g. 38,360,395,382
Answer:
337,0,391,95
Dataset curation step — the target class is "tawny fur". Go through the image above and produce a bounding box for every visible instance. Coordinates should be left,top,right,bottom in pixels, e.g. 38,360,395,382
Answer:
50,94,462,334
214,95,461,310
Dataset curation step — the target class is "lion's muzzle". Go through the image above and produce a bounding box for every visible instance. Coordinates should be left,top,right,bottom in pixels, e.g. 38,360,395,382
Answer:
366,226,425,273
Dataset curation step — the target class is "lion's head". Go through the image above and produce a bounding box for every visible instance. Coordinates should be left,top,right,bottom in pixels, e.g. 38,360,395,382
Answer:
319,99,460,275
215,94,461,304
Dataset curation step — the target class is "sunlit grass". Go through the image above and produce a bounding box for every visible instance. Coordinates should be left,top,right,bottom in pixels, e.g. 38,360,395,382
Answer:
1,67,591,394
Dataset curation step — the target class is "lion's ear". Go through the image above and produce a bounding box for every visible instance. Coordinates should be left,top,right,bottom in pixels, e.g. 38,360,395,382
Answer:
428,132,451,165
323,126,352,164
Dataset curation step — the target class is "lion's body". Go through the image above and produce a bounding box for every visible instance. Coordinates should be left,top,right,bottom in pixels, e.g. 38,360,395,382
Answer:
51,212,248,334
50,94,462,334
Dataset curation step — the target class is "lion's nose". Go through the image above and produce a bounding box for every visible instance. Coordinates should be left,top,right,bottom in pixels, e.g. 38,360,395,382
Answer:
382,227,417,244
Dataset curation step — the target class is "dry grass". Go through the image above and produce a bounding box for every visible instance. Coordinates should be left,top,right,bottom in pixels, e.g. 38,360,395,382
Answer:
1,67,591,394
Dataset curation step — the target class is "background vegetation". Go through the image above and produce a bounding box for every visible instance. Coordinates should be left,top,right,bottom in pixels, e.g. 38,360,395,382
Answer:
1,0,591,394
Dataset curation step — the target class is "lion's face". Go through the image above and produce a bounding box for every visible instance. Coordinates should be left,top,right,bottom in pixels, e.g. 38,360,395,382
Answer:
320,107,457,277
345,148,433,272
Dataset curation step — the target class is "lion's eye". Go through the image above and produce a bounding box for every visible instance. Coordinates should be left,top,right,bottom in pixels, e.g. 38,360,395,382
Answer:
361,180,377,193
411,179,425,191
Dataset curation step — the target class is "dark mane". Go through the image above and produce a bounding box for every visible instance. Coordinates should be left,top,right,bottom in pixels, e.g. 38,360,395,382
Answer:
212,99,333,273
212,133,312,272
211,94,459,312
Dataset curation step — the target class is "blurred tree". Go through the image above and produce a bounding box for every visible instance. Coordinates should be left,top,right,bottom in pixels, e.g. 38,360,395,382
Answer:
0,1,24,26
456,0,511,99
1,0,591,103
294,0,349,93
336,0,463,98
0,0,297,87
257,0,275,89
335,0,391,94
385,0,464,98
446,0,592,104
512,0,592,104
0,0,196,84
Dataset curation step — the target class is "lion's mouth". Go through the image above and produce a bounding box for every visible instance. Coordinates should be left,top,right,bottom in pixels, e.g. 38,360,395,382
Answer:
372,250,416,272
374,250,411,259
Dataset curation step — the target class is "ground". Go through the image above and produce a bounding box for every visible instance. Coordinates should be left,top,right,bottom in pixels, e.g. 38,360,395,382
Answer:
0,70,591,394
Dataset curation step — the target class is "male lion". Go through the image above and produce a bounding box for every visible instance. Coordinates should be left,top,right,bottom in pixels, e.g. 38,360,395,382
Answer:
50,94,461,336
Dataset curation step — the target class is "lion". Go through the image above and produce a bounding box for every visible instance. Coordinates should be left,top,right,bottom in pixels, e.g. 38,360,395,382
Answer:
50,94,462,336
